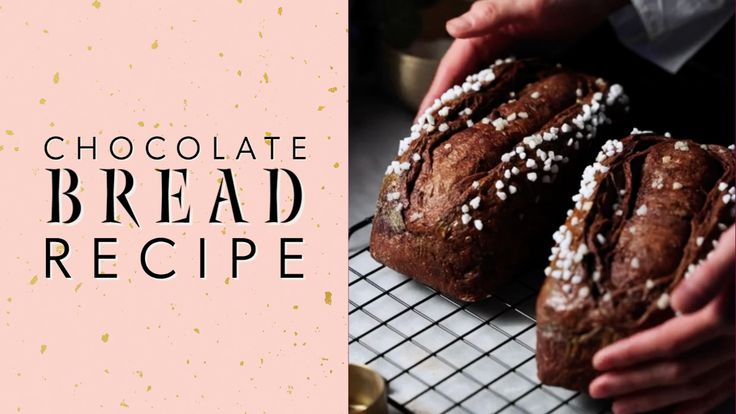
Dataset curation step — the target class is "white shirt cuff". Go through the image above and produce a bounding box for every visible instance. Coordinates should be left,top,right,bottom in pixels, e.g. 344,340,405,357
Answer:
609,1,734,73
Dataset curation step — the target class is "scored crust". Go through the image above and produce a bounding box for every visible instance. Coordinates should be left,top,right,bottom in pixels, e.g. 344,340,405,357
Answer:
369,58,630,301
536,133,736,391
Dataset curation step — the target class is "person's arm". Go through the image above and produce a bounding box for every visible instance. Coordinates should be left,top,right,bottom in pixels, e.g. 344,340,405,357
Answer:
418,0,628,116
590,226,735,414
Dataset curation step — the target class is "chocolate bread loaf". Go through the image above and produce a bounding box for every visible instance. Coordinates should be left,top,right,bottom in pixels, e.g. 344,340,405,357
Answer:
536,133,736,391
369,58,630,301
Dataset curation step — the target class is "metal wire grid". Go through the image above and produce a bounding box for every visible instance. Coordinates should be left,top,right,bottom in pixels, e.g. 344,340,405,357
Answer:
348,217,610,414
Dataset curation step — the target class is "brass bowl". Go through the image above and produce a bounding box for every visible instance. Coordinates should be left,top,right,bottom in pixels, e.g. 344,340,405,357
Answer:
382,38,452,111
349,363,388,414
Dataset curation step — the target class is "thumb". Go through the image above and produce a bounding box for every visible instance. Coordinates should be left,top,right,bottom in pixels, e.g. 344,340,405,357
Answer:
416,35,510,118
446,0,531,39
671,226,735,314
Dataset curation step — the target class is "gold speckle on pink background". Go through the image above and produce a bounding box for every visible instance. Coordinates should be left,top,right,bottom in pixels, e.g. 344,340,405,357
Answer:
0,0,347,412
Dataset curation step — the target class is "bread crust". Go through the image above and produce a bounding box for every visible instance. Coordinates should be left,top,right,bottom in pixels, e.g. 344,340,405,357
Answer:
370,58,629,302
536,134,736,391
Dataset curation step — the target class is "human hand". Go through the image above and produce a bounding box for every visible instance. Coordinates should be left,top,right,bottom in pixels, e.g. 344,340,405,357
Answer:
589,226,735,414
417,0,629,116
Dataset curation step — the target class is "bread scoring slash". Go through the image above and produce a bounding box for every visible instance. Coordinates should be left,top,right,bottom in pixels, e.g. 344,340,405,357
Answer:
369,58,630,301
536,134,736,390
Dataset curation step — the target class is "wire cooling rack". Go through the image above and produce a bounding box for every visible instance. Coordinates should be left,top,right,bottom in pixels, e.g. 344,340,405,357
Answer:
348,217,611,414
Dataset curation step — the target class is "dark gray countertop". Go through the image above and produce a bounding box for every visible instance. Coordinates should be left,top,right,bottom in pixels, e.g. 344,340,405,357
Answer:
349,89,414,227
348,83,412,414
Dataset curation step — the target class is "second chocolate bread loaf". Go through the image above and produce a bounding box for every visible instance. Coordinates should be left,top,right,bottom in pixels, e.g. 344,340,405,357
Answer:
536,133,735,390
370,58,629,301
